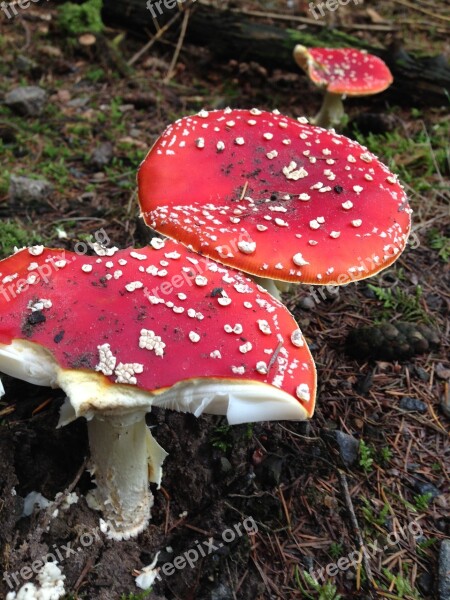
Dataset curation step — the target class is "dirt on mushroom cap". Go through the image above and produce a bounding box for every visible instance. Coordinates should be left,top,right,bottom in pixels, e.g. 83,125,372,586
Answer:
138,109,411,285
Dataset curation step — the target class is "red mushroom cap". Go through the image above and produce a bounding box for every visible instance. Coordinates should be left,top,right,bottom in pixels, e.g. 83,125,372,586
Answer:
0,241,316,421
138,109,411,284
294,46,393,96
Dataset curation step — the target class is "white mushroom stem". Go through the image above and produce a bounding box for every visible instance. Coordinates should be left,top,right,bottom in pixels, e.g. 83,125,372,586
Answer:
57,370,169,541
253,276,283,300
86,413,166,540
0,341,169,541
275,280,294,294
253,276,294,300
312,91,345,129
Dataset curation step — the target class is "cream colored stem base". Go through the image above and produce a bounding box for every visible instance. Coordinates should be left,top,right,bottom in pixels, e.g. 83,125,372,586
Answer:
313,92,345,129
87,414,154,541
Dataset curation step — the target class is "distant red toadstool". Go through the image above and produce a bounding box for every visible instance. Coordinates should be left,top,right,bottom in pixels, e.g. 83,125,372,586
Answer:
138,109,411,296
293,46,393,128
0,241,316,539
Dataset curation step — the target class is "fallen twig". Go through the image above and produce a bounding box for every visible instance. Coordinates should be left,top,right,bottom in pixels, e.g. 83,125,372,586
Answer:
338,470,375,588
164,7,191,83
127,10,183,66
392,0,450,22
200,1,398,31
128,0,196,67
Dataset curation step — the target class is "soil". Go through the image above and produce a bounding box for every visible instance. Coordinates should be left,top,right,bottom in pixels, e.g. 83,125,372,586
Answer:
0,2,449,599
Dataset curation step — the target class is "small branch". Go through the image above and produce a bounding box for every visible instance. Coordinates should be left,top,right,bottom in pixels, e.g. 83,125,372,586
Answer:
199,0,397,31
73,557,96,593
392,0,450,22
266,340,284,375
164,7,191,83
338,470,375,587
127,10,183,66
128,0,197,67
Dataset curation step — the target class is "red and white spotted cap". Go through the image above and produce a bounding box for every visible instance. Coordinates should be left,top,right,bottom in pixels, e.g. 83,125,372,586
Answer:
138,108,411,285
293,46,393,96
0,240,316,421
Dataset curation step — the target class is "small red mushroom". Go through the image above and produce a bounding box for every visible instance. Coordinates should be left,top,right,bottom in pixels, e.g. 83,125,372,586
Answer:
0,240,315,539
138,109,411,295
293,46,393,128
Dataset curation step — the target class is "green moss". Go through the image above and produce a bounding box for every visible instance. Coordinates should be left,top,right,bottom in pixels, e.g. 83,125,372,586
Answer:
57,0,104,36
367,284,430,324
120,592,152,600
427,228,450,263
352,118,450,195
381,568,421,599
210,424,233,452
0,221,35,258
297,568,342,600
85,67,106,83
358,439,374,473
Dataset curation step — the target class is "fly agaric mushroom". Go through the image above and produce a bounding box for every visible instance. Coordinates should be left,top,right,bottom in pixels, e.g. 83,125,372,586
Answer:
138,109,411,297
0,241,315,539
293,46,393,128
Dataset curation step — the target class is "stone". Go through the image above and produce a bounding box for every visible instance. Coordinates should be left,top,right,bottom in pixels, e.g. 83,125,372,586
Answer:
440,385,450,419
334,431,359,467
414,366,430,381
436,363,450,380
15,55,38,73
5,86,47,116
67,97,90,108
219,457,232,474
399,397,427,413
413,479,441,498
298,295,316,310
417,572,433,597
91,142,113,168
211,584,233,600
9,176,53,204
255,454,283,486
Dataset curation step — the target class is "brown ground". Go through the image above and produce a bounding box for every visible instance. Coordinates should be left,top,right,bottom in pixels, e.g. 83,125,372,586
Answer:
0,2,449,599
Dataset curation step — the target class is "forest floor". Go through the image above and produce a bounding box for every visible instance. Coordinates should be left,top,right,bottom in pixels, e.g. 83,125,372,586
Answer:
0,1,449,599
